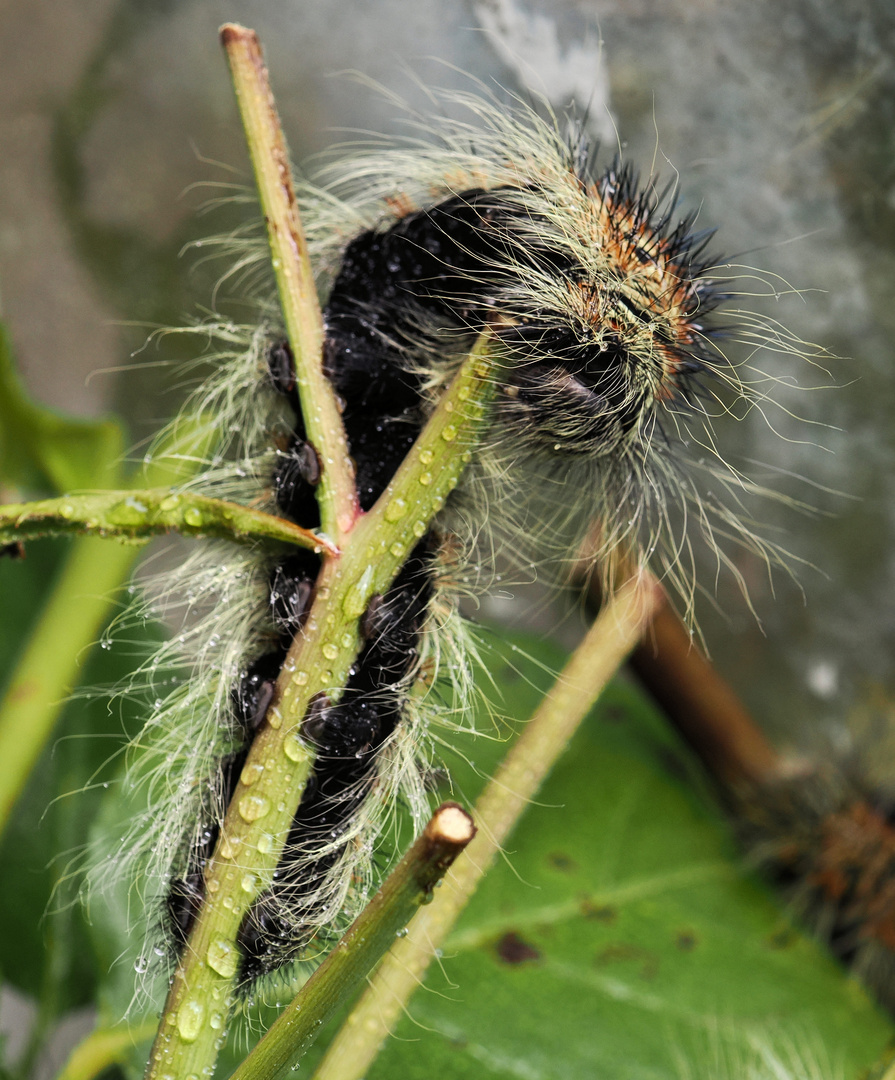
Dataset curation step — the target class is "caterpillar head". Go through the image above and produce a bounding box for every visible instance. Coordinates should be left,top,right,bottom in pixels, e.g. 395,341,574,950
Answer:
476,162,724,459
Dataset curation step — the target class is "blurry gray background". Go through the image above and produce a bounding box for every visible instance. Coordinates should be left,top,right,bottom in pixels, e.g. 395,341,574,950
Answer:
2,0,894,757
2,0,895,1072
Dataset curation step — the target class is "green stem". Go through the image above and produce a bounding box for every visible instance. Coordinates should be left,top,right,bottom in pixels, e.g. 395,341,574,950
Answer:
311,571,663,1080
230,803,475,1080
0,535,139,835
220,23,356,540
146,334,499,1080
0,489,336,555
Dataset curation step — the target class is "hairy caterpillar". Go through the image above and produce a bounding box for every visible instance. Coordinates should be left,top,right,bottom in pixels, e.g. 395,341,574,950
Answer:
89,84,813,1002
734,753,895,1014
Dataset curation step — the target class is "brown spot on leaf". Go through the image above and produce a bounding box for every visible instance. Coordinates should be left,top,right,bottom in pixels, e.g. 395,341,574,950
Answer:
602,703,626,723
495,931,541,965
595,942,659,979
581,900,617,923
766,926,798,950
675,930,697,952
547,851,577,873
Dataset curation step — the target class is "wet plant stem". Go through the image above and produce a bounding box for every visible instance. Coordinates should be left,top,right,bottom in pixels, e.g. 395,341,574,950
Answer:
220,23,356,540
229,804,476,1080
312,570,663,1080
0,489,336,554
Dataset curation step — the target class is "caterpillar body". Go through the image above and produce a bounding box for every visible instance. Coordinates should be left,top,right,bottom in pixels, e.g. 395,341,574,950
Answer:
97,89,808,995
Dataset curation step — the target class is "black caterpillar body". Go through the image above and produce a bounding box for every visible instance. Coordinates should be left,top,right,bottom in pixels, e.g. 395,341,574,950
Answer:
163,149,737,980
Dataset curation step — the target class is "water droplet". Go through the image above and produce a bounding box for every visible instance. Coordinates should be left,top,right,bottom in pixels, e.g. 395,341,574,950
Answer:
59,503,75,519
294,670,309,687
176,998,205,1042
283,732,305,762
385,496,407,521
395,926,409,938
209,1012,224,1031
257,832,275,854
240,762,264,786
390,542,404,558
419,448,434,465
206,937,238,978
322,642,339,661
183,507,203,528
343,564,374,619
134,955,150,974
340,631,353,648
219,836,235,859
441,424,458,442
267,706,283,730
412,520,426,538
240,873,257,893
238,793,270,822
418,472,433,486
445,400,454,413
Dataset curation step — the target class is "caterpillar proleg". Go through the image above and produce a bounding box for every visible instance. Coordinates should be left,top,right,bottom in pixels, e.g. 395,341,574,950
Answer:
82,66,818,1047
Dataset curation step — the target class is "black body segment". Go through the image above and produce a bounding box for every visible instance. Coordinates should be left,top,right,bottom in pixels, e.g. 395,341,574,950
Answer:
164,146,727,977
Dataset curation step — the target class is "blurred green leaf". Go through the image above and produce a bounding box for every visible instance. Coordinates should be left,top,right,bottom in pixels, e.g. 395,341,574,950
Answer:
0,323,125,495
340,632,893,1080
0,540,163,1010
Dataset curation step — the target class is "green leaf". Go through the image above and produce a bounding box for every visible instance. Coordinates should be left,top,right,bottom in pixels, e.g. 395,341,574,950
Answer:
0,322,125,494
0,541,163,1009
344,631,894,1080
68,629,895,1080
